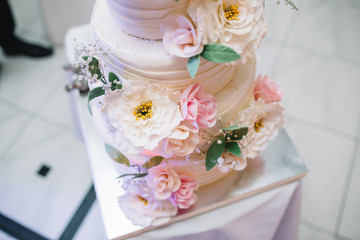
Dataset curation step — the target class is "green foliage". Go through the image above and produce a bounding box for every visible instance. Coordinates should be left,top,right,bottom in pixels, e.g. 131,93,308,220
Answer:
187,55,201,78
200,44,241,63
104,144,130,166
206,137,226,171
143,156,164,169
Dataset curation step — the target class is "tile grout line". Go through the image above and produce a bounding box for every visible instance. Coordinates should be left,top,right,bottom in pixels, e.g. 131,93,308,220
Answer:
0,62,71,159
269,0,307,77
287,114,360,143
300,219,351,240
334,119,360,238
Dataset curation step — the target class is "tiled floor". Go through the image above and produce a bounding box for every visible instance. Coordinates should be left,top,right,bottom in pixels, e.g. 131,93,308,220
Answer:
0,0,359,239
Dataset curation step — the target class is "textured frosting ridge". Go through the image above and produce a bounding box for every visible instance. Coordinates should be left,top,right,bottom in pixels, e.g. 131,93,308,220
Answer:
106,0,189,39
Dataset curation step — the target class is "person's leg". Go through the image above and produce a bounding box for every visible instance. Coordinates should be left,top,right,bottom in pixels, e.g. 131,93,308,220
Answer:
0,0,16,47
0,0,53,57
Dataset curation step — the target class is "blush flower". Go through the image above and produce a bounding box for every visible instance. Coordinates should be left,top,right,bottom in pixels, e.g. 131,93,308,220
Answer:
161,14,204,58
181,83,218,129
254,75,283,103
118,180,177,227
146,165,181,199
188,0,268,63
170,174,199,209
155,121,200,157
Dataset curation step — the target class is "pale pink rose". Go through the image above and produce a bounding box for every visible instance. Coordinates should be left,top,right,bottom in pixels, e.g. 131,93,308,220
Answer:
181,83,218,129
169,174,199,209
146,165,181,200
160,14,203,58
253,75,283,103
155,121,199,157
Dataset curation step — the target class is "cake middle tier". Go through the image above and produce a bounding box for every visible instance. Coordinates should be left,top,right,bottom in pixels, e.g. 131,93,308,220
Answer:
92,0,237,96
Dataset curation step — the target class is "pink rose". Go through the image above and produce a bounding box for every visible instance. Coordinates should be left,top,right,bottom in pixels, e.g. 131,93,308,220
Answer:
253,75,283,103
180,83,218,129
170,174,199,209
146,165,181,200
161,14,203,58
155,121,199,157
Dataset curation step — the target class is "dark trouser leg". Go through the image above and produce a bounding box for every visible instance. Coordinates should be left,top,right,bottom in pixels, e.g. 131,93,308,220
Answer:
0,0,16,46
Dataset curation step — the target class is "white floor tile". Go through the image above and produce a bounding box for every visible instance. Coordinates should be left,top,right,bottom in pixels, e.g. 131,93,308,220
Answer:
339,144,360,239
256,38,284,76
0,102,31,156
0,46,64,112
287,0,360,64
275,45,360,137
0,117,92,239
299,224,334,240
73,200,107,240
37,75,76,130
0,230,17,240
265,0,305,41
286,121,356,231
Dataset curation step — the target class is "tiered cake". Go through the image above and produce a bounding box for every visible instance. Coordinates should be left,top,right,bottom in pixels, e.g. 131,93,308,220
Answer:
82,0,285,226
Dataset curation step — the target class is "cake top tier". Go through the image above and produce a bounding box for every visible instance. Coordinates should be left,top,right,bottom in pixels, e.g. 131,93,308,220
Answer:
106,0,189,39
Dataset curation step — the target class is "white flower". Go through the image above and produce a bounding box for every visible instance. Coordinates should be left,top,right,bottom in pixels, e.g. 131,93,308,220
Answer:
188,0,268,63
232,99,285,158
154,121,200,157
118,180,178,227
102,80,183,155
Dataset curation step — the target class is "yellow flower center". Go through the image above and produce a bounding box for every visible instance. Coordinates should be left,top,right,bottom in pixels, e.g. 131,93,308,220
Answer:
137,195,149,206
223,3,239,21
133,101,153,121
254,119,264,132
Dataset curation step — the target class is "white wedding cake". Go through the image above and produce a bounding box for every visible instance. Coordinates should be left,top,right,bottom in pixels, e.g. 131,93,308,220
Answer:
75,0,287,227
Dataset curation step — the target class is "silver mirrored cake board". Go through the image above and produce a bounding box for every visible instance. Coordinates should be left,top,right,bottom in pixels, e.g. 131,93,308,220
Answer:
78,96,308,240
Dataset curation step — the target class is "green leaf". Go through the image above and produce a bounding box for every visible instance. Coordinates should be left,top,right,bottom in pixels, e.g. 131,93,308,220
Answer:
87,87,105,115
143,156,164,169
223,125,240,131
108,72,119,83
229,127,248,140
116,83,122,89
225,142,241,157
105,144,130,166
87,101,92,115
200,44,241,63
206,137,226,171
82,56,102,79
187,55,200,78
128,173,148,181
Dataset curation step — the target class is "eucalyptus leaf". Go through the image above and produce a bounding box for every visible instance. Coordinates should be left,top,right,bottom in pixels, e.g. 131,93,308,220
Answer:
229,127,248,140
225,142,241,157
206,137,226,171
108,72,119,83
87,87,105,115
105,144,130,166
116,83,122,89
187,55,200,78
128,173,148,181
200,44,241,63
143,156,164,169
82,56,102,79
223,125,240,131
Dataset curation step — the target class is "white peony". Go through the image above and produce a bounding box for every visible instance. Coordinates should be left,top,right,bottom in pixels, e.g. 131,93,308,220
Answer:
118,180,178,227
188,0,268,63
232,99,285,158
102,80,183,155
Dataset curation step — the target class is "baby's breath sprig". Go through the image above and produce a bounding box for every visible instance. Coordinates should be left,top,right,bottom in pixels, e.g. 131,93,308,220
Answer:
277,0,299,10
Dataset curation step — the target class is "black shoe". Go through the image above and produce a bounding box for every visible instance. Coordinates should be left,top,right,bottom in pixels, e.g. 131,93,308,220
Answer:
2,37,53,58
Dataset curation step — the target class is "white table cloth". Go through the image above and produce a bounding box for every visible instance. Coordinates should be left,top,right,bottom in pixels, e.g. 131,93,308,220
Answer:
64,25,302,240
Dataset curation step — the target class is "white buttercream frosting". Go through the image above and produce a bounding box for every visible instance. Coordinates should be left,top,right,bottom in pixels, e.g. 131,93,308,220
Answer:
106,0,189,39
89,0,259,187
